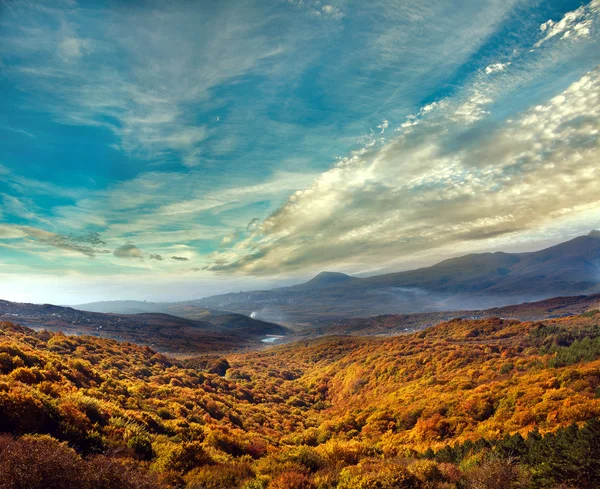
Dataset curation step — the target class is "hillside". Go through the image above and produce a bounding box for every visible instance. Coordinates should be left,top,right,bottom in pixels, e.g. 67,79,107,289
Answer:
1,312,600,488
301,293,600,337
0,300,288,354
189,232,600,323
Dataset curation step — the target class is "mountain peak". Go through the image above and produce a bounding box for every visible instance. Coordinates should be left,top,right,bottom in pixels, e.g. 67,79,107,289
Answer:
306,271,353,286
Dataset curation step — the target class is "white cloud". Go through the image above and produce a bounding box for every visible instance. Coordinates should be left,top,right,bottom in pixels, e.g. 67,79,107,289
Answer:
58,36,89,61
377,120,389,133
485,62,510,74
207,66,600,275
452,91,493,123
320,5,345,19
535,0,600,47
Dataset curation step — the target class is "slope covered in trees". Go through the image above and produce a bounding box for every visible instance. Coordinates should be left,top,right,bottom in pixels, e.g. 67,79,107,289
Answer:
0,312,599,488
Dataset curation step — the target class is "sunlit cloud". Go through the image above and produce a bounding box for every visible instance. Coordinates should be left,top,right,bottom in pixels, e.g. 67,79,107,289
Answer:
208,61,600,274
1,0,600,302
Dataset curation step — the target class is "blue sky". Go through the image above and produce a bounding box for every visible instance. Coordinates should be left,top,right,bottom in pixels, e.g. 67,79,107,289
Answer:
1,0,600,303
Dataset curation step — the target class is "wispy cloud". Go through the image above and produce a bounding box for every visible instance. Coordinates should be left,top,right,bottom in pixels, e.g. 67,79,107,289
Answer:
2,195,52,226
208,54,600,274
0,2,286,168
20,227,110,258
1,126,36,139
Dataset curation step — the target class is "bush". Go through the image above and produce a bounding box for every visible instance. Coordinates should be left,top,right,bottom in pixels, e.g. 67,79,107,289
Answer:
84,456,166,489
338,461,421,489
127,435,154,460
267,471,316,489
464,458,528,489
0,434,84,489
0,387,60,435
281,446,325,473
157,441,213,473
185,462,254,489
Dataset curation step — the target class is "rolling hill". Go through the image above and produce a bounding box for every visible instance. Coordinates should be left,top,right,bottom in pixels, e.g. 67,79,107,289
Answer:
0,300,288,354
1,311,599,488
300,292,600,337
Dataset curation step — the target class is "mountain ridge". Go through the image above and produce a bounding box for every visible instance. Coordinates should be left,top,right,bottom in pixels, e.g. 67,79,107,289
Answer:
192,233,600,322
75,233,600,324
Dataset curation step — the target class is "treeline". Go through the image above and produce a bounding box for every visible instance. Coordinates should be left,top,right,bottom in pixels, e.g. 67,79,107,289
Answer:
425,419,600,489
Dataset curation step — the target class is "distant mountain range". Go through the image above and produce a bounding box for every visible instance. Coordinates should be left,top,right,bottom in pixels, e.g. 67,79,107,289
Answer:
5,230,600,353
191,231,600,323
74,232,600,325
79,231,600,325
0,300,288,354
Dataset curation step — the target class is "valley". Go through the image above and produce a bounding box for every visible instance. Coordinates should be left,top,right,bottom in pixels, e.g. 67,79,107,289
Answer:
1,233,600,488
4,1,600,487
0,300,289,354
1,309,599,488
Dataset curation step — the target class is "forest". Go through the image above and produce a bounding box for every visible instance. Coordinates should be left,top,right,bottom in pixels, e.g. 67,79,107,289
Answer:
0,311,599,488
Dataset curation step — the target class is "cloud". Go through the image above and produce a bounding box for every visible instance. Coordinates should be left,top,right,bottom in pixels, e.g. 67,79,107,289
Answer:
320,5,345,20
58,35,90,62
289,1,345,20
207,65,600,275
149,254,163,261
157,171,318,217
452,91,493,123
2,194,52,225
0,2,285,167
485,62,510,74
171,256,190,262
535,0,600,47
1,126,36,139
113,244,144,260
246,218,260,231
221,232,239,246
0,225,26,240
20,228,110,258
377,120,389,133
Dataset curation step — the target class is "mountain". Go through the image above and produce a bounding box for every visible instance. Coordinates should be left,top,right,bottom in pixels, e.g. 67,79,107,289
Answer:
73,233,600,325
71,300,169,315
294,271,356,289
0,299,288,354
191,232,600,323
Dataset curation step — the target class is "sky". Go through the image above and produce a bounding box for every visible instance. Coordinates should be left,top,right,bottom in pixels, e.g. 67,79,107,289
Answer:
0,0,600,304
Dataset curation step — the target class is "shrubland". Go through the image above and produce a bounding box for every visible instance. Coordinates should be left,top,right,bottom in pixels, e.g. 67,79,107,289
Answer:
0,312,599,488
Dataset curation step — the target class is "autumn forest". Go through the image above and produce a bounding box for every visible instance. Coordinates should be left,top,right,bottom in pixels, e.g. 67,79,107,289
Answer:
1,310,599,488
